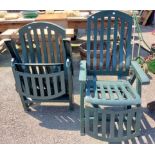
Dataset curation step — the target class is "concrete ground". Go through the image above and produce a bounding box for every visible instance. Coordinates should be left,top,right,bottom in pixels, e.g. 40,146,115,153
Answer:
0,26,155,144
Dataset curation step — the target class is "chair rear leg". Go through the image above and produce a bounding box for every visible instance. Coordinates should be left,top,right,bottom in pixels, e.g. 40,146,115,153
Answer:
69,94,74,111
19,95,31,112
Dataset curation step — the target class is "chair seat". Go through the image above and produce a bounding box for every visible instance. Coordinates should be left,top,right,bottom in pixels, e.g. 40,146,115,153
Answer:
85,80,141,106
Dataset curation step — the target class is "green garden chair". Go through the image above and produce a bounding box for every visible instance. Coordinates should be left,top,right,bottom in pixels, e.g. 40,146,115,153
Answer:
79,11,150,143
5,22,73,111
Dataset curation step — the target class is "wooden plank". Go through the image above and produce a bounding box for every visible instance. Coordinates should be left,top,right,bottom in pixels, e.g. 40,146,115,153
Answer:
141,10,153,26
0,28,74,40
36,13,67,21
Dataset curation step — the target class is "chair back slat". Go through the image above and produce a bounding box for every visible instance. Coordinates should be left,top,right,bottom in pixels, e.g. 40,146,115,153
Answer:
47,28,55,63
99,17,104,72
106,16,111,71
40,28,48,63
33,28,42,63
118,21,125,71
87,19,91,68
55,33,60,62
93,18,97,73
26,30,35,63
112,17,118,71
86,11,132,76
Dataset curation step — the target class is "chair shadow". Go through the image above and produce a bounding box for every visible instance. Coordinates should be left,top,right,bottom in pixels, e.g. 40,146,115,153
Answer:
27,103,80,131
123,108,155,144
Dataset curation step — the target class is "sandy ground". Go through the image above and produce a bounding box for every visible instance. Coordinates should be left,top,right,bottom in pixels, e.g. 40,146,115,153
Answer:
0,26,155,144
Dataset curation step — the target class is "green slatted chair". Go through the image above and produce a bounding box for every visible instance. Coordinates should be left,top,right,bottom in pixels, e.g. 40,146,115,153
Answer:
5,22,73,111
79,11,150,143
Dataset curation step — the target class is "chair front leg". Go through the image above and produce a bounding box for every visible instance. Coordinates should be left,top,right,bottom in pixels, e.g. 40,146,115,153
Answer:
136,77,142,97
66,59,74,110
80,82,86,135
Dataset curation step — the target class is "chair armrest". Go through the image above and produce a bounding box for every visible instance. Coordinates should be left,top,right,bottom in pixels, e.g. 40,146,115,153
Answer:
131,61,150,85
79,60,87,82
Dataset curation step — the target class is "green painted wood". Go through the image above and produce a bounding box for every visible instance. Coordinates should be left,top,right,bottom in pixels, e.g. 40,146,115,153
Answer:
136,78,142,97
112,18,118,71
119,21,125,71
40,28,48,63
86,10,133,75
110,112,115,138
93,18,97,73
106,16,111,70
100,83,106,99
80,82,86,135
107,85,114,100
102,112,106,139
85,106,142,143
131,61,150,85
85,107,90,135
26,31,35,63
99,17,104,72
19,22,66,63
79,11,149,142
86,17,91,69
31,77,37,97
5,22,73,111
79,60,87,81
33,28,42,63
118,113,123,138
47,28,55,63
125,20,132,69
114,85,123,100
126,110,132,137
55,33,61,62
93,108,98,136
84,80,141,106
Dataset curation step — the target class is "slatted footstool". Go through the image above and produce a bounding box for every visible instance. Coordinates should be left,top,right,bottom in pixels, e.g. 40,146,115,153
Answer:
83,80,142,143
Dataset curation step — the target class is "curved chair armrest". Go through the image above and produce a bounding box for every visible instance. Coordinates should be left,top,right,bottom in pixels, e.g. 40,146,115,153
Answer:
79,60,87,82
131,61,150,85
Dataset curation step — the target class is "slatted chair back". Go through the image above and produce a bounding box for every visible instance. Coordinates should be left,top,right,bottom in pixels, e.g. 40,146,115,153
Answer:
86,11,133,76
18,22,66,64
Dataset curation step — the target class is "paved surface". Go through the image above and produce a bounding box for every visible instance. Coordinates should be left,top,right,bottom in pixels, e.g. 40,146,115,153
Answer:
0,26,155,144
